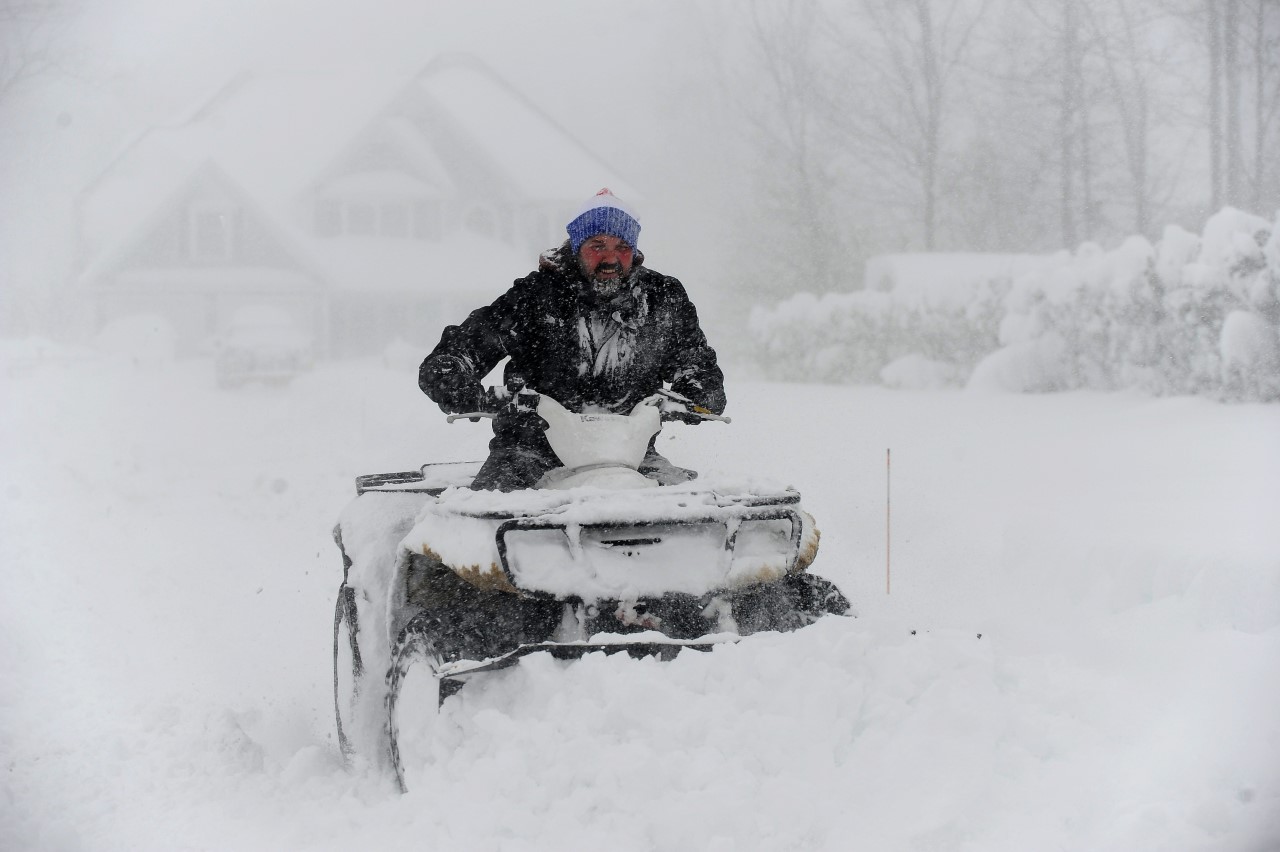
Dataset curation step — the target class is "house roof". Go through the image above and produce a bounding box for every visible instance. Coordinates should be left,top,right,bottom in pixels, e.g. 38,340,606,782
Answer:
78,67,400,270
77,55,639,292
413,56,639,204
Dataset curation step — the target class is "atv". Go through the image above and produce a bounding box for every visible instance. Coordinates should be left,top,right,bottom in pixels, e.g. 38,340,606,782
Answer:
331,384,849,791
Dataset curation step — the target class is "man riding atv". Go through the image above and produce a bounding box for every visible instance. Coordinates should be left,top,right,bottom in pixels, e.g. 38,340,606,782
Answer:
418,188,725,491
332,189,849,788
334,189,850,788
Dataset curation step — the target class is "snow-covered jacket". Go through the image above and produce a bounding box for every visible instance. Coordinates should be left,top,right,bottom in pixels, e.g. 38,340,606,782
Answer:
420,242,726,418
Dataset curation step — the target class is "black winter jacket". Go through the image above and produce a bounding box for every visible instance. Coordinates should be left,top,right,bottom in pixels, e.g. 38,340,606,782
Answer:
419,242,726,417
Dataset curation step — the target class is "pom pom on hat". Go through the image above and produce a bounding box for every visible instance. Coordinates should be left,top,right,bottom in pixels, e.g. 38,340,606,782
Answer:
566,188,640,252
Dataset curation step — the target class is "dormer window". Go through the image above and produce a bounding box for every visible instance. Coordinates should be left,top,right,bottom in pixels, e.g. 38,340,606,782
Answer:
413,200,442,239
347,202,377,236
464,205,496,239
315,199,342,237
313,171,445,240
189,204,236,261
380,202,409,237
312,196,445,240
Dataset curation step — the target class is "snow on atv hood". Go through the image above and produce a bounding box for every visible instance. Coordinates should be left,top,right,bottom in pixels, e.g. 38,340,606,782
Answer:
398,474,820,601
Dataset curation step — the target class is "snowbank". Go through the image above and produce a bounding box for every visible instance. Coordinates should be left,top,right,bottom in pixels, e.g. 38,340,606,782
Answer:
2,356,1278,850
752,208,1280,401
93,313,179,364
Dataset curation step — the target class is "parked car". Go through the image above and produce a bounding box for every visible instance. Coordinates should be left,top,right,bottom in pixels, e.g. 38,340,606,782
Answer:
215,306,314,389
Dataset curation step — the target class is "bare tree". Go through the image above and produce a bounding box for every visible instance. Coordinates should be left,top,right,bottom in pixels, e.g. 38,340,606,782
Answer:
0,0,70,107
1198,0,1279,215
1224,0,1244,205
1248,0,1280,212
1207,0,1224,210
973,0,1105,249
834,0,990,250
1060,0,1084,246
718,0,1248,286
710,0,858,299
1080,0,1181,236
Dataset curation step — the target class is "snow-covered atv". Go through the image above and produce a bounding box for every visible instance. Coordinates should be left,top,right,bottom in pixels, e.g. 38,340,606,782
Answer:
331,386,849,791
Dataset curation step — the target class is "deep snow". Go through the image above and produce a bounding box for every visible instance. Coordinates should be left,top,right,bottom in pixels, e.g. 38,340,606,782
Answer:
2,353,1279,851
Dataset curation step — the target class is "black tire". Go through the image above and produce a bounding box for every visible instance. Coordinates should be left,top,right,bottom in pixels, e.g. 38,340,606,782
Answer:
731,573,853,635
333,584,363,759
385,613,447,793
784,571,852,618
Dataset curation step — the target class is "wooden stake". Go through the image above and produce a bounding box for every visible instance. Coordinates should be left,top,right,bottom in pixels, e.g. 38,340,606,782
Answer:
886,448,892,595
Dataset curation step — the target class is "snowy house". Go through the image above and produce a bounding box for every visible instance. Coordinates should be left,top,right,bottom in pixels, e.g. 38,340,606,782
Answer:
73,55,638,357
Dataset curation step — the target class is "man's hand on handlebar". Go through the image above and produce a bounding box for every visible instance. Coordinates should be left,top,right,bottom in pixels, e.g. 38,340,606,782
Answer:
652,388,731,424
442,382,547,439
422,355,482,415
492,385,548,440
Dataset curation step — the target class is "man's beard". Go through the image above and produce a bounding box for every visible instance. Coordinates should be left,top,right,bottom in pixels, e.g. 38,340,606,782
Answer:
593,274,625,297
582,261,631,296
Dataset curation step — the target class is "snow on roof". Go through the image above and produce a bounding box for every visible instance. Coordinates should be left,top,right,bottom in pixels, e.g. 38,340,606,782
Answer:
79,68,402,271
378,116,456,193
318,170,441,199
415,58,641,205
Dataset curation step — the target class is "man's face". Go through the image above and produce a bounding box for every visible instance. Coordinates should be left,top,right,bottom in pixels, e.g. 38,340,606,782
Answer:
577,235,634,287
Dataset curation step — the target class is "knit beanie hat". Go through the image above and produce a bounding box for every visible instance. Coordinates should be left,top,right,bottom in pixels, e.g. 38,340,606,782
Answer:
566,188,641,253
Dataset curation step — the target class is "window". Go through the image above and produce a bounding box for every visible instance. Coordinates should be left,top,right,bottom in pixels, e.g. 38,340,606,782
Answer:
347,202,376,236
413,200,443,240
464,206,496,238
312,196,443,239
380,202,409,237
315,199,342,237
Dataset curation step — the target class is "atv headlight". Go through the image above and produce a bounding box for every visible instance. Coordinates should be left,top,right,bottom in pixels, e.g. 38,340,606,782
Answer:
726,516,802,584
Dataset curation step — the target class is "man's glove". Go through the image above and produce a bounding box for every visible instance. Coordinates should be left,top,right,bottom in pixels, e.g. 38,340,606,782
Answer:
420,355,482,414
658,396,709,424
493,391,549,443
662,407,705,425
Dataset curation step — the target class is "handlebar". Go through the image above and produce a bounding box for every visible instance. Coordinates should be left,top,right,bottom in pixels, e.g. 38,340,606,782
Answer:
445,387,731,424
445,386,508,422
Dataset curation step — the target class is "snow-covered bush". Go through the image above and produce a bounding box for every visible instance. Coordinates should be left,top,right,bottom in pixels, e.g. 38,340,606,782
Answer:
749,267,1009,386
749,208,1280,402
879,353,960,389
749,291,895,384
980,209,1280,401
1221,310,1280,401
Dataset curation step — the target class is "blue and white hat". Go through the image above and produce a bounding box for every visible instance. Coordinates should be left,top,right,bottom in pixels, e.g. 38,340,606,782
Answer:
566,188,640,252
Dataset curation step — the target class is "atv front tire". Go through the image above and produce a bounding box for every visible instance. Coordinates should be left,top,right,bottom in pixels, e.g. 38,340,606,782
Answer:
386,613,449,793
333,584,363,759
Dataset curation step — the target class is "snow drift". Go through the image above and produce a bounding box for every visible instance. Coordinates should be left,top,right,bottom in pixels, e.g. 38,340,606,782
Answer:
751,208,1280,402
2,352,1278,850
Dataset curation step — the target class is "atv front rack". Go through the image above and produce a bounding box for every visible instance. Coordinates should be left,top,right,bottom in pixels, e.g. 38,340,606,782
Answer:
436,633,741,680
490,504,806,599
355,461,483,495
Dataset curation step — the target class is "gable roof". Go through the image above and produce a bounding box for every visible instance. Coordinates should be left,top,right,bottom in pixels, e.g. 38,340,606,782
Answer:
83,159,332,287
408,54,639,204
77,67,401,269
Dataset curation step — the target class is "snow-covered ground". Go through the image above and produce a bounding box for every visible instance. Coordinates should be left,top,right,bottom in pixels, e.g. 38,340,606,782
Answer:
2,353,1278,851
